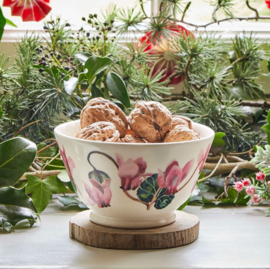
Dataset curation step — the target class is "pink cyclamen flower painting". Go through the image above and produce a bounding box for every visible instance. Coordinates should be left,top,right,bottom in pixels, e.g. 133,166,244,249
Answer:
59,146,75,182
116,153,151,191
157,160,194,195
197,144,211,172
84,178,112,208
3,0,52,22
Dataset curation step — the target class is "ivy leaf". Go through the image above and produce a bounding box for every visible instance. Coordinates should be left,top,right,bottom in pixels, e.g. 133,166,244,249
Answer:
44,176,68,194
0,187,37,233
106,72,131,108
57,170,71,183
212,132,226,148
84,56,112,85
137,174,175,210
64,77,78,95
0,137,37,188
58,195,87,209
178,197,190,210
37,143,57,157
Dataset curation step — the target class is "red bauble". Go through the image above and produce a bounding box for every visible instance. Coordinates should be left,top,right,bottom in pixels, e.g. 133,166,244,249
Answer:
3,0,52,22
140,24,193,85
266,0,270,9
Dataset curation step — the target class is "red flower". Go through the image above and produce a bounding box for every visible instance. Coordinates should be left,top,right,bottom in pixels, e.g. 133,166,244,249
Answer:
3,0,52,22
84,178,112,208
256,171,266,182
266,1,270,9
116,154,151,191
157,159,194,195
197,144,211,172
140,24,193,85
59,146,75,182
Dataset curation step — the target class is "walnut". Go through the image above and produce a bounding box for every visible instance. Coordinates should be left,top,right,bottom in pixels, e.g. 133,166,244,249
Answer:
120,134,145,143
172,115,192,129
76,121,120,142
164,125,200,143
80,97,128,137
128,101,172,142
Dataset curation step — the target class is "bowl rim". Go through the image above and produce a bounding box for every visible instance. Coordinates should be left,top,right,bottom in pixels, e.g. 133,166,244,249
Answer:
54,119,215,147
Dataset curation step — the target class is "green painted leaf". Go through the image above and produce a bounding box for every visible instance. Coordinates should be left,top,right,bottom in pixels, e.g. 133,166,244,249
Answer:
0,187,37,232
137,174,175,210
89,169,110,184
212,132,226,148
84,56,112,85
58,195,87,209
64,77,78,95
0,7,6,41
106,72,131,108
0,138,37,188
26,175,53,214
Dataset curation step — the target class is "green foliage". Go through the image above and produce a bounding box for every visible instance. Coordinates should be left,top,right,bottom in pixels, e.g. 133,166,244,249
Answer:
261,110,270,144
251,145,270,175
0,138,37,188
26,175,67,214
0,187,37,233
212,132,226,148
58,195,87,209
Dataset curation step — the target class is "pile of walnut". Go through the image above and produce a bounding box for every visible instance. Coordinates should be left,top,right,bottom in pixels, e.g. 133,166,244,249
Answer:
76,97,200,143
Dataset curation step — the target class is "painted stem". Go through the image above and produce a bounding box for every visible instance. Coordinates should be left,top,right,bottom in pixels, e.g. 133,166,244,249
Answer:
87,151,119,170
147,187,162,210
124,191,148,207
177,159,204,193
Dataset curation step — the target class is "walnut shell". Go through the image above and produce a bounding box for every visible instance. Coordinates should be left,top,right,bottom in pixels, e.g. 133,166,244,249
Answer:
128,101,172,142
80,97,128,137
120,134,145,143
172,115,192,129
76,121,120,142
164,125,200,143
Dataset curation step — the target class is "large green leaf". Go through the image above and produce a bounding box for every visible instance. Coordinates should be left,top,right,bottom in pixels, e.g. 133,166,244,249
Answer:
26,175,67,214
0,187,37,232
0,138,37,188
84,56,112,85
74,52,92,64
58,195,87,209
106,72,131,108
0,7,6,41
137,174,174,210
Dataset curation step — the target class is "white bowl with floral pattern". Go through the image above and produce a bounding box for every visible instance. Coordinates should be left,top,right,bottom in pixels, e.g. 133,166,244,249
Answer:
54,119,214,229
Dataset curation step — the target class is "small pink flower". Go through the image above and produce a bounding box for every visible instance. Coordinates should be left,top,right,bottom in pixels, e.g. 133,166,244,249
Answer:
116,154,151,191
246,186,256,196
233,181,244,192
256,172,266,182
197,144,211,172
158,159,194,195
267,181,270,185
59,146,75,182
84,178,112,208
251,194,262,204
242,178,251,186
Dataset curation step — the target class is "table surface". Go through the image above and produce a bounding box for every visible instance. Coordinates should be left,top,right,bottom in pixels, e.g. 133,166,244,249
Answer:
1,198,270,269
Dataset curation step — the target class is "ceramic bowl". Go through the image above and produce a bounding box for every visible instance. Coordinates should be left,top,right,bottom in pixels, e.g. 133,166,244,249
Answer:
54,120,214,229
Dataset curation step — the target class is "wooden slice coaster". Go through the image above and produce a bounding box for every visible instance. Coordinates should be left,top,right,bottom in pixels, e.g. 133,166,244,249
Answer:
69,210,199,250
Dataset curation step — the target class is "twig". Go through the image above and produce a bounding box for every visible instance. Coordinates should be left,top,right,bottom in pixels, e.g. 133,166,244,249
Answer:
198,154,223,183
13,120,42,137
180,2,191,22
37,141,57,155
203,161,258,177
20,170,61,180
140,0,147,17
29,166,37,172
246,0,259,20
39,153,60,179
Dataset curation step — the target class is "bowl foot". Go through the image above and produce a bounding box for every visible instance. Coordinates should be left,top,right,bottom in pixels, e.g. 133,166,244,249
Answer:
69,210,200,249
